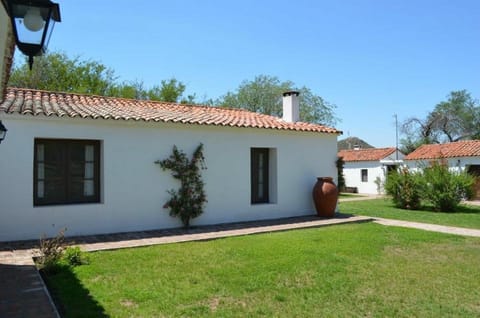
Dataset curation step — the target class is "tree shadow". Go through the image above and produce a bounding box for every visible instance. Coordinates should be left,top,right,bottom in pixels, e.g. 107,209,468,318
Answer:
454,204,480,214
40,263,108,318
419,203,480,214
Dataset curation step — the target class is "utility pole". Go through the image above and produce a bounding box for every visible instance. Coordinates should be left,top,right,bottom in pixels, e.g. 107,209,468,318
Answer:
394,114,399,160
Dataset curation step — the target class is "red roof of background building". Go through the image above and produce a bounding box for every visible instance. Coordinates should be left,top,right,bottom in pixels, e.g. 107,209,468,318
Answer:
0,88,342,134
338,147,397,162
404,140,480,160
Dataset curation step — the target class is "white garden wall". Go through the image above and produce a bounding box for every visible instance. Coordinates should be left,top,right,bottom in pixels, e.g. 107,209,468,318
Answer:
0,115,338,241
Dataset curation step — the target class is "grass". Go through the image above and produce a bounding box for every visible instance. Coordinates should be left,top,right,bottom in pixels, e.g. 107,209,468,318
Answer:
340,198,480,229
43,223,480,317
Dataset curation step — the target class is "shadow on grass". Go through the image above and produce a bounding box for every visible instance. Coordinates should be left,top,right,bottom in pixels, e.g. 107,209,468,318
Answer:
447,204,480,214
41,264,108,318
399,203,480,214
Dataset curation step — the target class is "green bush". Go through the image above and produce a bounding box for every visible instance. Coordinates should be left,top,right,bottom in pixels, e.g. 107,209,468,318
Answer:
421,162,474,212
385,162,475,212
384,167,422,210
63,246,89,267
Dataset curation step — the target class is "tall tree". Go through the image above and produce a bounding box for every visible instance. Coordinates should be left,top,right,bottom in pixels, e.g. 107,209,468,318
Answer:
216,75,338,126
145,78,196,104
431,90,480,142
9,52,116,95
400,90,480,154
9,51,196,103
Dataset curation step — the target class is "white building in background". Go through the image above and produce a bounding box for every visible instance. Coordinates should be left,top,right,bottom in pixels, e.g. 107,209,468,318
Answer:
338,147,404,194
0,89,341,241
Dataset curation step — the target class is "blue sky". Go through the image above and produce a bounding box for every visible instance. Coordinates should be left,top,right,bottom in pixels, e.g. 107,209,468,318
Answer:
19,0,480,147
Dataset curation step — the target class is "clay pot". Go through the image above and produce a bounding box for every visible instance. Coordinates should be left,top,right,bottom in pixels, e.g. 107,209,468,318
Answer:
312,177,338,218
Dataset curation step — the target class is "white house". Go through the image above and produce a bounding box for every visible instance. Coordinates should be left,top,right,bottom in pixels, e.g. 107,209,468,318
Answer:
0,88,341,241
404,140,480,199
338,147,404,194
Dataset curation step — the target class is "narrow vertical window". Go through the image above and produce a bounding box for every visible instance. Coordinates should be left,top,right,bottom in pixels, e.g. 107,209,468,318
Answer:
251,148,269,203
361,169,368,182
36,144,45,198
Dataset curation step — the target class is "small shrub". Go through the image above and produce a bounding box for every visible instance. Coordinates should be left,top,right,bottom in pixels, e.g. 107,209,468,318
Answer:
421,162,475,212
38,228,66,273
63,246,89,267
384,167,422,210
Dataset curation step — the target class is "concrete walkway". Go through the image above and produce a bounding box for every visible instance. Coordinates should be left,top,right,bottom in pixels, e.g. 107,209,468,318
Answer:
374,217,480,237
0,214,371,318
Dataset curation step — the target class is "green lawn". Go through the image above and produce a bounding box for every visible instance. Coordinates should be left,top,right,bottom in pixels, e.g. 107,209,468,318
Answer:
340,198,480,229
44,223,480,317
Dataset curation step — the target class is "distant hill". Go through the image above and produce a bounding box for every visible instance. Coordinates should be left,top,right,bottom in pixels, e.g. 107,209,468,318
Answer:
338,137,374,150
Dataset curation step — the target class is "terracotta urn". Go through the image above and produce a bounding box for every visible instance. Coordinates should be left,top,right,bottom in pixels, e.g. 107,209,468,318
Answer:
312,177,338,218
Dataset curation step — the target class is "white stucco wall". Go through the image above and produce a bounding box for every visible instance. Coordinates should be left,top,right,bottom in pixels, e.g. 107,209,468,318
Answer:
343,161,384,194
0,115,338,241
342,150,404,194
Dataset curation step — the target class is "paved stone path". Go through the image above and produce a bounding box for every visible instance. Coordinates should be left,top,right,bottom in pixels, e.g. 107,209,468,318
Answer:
374,217,480,237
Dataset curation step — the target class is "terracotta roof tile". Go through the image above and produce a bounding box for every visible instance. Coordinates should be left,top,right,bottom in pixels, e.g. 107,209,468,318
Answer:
404,140,480,160
338,147,397,162
0,88,342,134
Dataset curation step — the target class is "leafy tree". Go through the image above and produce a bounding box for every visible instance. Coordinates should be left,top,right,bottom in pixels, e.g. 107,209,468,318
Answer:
9,52,116,95
431,90,480,142
145,78,196,104
400,90,480,154
9,51,196,103
216,75,338,126
108,80,147,100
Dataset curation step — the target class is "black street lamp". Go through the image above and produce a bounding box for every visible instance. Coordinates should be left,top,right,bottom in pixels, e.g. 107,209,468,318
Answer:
6,0,61,69
0,120,7,144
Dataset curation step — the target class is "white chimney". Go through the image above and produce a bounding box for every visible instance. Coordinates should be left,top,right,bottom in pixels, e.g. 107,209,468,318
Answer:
282,91,300,122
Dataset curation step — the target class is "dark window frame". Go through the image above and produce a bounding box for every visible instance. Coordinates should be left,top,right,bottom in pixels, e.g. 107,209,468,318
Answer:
251,148,270,204
34,139,101,206
361,169,368,182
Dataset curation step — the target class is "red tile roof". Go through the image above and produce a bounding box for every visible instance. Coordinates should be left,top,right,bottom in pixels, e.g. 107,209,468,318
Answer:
0,88,341,134
338,147,397,162
404,140,480,160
